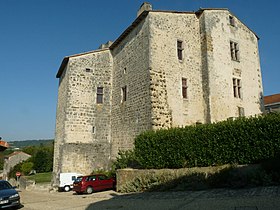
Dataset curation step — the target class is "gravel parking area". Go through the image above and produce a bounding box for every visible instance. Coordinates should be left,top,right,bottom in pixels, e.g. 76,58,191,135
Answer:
18,186,280,210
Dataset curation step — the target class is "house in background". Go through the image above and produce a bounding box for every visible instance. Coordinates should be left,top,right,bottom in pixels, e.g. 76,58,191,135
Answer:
3,151,31,180
264,93,280,113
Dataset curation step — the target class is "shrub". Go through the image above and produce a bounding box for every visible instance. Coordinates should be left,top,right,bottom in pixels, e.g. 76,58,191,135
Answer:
112,150,140,170
134,113,280,169
21,161,34,175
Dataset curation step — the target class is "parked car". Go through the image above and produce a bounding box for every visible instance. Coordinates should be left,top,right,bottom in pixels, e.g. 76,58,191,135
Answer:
59,172,83,192
73,174,116,194
0,180,20,209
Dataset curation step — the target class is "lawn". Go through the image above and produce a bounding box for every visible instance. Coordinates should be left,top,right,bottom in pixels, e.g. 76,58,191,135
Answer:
25,172,52,183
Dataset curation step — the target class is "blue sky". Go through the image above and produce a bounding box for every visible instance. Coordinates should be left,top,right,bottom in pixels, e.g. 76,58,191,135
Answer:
0,0,279,141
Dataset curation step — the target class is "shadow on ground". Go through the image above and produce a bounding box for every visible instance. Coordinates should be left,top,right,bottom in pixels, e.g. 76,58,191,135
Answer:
85,161,280,210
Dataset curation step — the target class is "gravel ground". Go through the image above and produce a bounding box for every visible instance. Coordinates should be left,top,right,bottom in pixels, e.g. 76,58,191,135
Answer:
18,186,280,210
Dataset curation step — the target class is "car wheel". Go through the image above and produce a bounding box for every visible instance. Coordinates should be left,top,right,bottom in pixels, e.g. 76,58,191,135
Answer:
64,185,70,192
86,186,93,194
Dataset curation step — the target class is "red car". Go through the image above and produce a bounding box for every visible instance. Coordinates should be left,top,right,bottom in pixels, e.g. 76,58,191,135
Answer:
73,174,116,194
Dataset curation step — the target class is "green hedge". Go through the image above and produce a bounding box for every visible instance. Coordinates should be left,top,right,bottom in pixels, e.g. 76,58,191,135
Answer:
134,113,280,169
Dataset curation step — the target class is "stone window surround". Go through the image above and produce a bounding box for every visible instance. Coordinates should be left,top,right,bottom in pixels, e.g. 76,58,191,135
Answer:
182,77,188,99
121,85,127,103
229,15,236,27
238,106,245,117
230,41,240,62
233,77,242,99
177,40,184,61
97,87,104,104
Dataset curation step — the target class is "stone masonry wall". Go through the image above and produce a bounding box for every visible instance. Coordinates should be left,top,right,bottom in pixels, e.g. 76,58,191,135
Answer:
149,12,206,128
110,16,152,158
53,64,69,182
200,10,263,122
53,49,113,186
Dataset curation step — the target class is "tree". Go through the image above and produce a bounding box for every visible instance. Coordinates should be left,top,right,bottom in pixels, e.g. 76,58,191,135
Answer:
33,148,53,173
21,161,34,175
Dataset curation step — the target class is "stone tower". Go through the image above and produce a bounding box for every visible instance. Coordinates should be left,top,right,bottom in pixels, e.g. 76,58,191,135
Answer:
52,3,264,187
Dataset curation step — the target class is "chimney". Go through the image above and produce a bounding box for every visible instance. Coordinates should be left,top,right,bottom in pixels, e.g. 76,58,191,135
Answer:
137,2,152,17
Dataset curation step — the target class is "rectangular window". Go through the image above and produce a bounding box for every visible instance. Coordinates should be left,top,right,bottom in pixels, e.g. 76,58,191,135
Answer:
238,107,245,117
96,87,103,104
177,40,183,60
229,15,235,26
182,78,188,99
233,78,242,98
121,86,127,102
230,41,240,61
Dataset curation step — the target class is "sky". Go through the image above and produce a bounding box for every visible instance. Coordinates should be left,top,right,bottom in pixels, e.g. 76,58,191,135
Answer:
0,0,279,141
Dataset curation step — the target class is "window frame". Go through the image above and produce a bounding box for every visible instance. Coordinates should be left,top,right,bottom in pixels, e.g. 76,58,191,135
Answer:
230,41,240,61
177,40,184,61
238,106,245,117
121,86,127,103
233,78,242,99
96,87,104,104
229,15,236,27
182,78,188,99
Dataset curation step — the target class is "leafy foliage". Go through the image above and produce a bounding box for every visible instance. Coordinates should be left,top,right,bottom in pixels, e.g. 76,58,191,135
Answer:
8,143,54,178
112,150,140,170
134,113,280,169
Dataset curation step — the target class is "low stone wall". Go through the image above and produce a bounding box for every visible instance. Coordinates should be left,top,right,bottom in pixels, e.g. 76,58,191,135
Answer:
116,165,259,192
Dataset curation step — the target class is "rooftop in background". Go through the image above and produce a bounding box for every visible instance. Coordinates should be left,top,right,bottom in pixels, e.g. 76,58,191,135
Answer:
0,140,9,152
264,93,280,105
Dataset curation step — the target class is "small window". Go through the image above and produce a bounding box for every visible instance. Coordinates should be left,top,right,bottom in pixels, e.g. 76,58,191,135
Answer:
124,67,127,74
229,15,235,26
177,40,183,60
97,87,103,104
121,86,127,102
92,126,95,134
233,78,242,98
85,68,91,72
238,107,245,117
230,41,240,61
182,78,188,99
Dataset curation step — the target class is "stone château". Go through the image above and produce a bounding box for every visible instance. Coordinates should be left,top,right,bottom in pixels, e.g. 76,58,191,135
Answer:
53,3,264,185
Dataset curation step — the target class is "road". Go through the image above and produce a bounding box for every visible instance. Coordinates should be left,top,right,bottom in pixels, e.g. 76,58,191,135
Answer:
18,186,280,210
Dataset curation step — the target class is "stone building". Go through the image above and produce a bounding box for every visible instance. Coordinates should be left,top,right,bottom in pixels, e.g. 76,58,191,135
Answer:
3,151,31,180
53,3,264,184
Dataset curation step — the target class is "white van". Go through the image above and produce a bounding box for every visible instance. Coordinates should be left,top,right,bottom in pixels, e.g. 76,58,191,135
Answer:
59,172,83,192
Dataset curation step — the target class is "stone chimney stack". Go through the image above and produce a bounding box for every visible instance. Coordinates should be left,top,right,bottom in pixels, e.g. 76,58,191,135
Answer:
137,2,152,17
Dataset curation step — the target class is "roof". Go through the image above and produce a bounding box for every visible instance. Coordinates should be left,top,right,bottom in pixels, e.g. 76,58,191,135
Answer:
264,94,280,105
56,7,259,78
0,140,9,152
5,151,31,158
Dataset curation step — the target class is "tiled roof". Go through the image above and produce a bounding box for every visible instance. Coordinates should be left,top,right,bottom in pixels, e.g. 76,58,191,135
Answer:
6,151,31,158
264,94,280,105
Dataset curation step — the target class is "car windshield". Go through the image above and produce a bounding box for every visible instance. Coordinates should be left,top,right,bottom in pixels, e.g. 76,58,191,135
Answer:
74,176,83,183
0,181,12,190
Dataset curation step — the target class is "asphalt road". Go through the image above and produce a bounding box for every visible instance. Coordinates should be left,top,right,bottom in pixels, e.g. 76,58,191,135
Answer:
18,186,280,210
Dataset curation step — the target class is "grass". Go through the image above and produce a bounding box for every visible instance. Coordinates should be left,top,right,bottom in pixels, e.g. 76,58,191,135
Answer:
25,172,52,183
